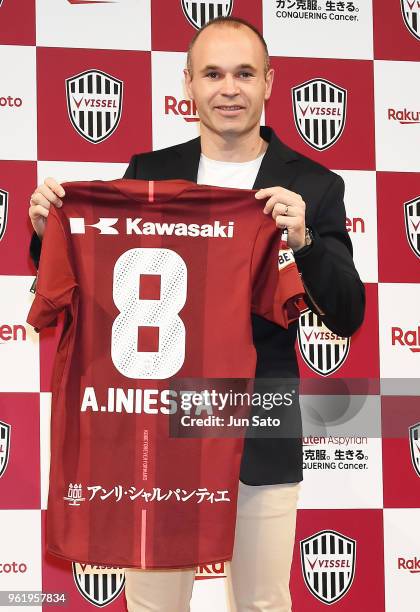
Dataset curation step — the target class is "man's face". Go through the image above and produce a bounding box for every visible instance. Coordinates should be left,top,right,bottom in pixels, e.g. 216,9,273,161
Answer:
184,25,274,139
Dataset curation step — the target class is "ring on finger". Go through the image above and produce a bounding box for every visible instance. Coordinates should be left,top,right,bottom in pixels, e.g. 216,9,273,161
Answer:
284,204,289,216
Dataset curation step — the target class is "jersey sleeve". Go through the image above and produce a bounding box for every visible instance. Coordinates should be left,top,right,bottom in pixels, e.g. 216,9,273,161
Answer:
251,221,306,328
27,207,77,332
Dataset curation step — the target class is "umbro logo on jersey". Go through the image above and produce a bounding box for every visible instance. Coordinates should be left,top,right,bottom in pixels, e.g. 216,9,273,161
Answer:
69,217,235,238
409,422,420,478
72,563,125,607
300,530,356,604
401,0,420,40
298,311,350,376
292,78,347,150
391,326,420,352
404,196,420,258
0,189,8,241
165,96,200,122
181,0,233,30
0,420,11,479
66,70,123,144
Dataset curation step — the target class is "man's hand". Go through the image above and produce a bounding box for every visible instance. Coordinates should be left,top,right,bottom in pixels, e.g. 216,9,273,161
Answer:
29,177,65,239
255,186,306,251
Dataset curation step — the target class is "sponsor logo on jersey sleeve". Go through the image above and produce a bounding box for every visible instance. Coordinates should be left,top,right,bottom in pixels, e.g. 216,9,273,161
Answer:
409,422,420,477
72,562,125,606
0,189,8,241
0,420,11,478
298,311,350,375
181,0,233,29
66,69,123,144
278,232,295,271
292,78,347,150
300,529,356,604
404,196,420,258
401,0,420,40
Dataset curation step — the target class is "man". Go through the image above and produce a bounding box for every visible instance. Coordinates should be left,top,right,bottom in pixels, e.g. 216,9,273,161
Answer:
28,16,365,612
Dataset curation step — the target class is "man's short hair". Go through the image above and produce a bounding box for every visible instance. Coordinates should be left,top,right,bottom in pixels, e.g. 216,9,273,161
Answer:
186,16,271,78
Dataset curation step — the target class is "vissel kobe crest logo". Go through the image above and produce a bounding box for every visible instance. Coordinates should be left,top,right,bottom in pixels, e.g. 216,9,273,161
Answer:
0,189,8,242
300,530,356,605
292,78,347,151
0,421,11,479
401,0,420,40
181,0,233,29
72,562,125,606
404,196,420,259
66,69,123,144
298,311,350,376
409,422,420,478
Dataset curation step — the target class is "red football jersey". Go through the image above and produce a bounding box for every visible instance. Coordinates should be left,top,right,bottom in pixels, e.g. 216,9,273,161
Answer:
27,179,305,569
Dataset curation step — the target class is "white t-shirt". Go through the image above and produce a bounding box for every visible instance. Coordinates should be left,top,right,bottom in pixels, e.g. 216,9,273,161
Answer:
196,151,265,190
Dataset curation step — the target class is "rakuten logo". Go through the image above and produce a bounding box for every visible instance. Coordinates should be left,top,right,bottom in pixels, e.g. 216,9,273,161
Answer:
0,324,27,344
0,562,28,573
346,217,365,233
195,562,226,580
398,556,420,573
391,326,420,352
69,217,235,238
165,96,199,123
388,108,420,125
0,96,23,108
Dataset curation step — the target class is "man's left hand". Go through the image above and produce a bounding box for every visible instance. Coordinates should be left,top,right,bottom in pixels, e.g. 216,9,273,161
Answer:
255,186,306,251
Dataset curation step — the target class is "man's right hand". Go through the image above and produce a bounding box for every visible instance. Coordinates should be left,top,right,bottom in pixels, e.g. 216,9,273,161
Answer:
29,177,65,239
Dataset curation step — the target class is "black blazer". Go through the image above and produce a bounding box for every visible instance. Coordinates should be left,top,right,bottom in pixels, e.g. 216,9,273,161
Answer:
29,125,365,485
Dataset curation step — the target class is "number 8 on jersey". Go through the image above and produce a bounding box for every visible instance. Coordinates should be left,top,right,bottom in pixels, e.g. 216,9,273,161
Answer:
111,247,187,379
